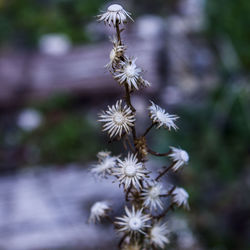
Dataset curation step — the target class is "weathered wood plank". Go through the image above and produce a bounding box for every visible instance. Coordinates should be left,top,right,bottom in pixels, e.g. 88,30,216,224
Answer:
0,36,160,107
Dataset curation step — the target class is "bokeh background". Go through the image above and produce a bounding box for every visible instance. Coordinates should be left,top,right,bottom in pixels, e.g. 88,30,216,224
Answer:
0,0,250,249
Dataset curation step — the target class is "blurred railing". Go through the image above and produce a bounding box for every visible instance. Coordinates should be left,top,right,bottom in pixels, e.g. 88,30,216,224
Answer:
0,32,160,107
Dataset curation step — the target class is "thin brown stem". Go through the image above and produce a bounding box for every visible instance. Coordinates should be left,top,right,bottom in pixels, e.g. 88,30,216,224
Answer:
118,233,128,249
153,187,176,220
115,21,137,142
143,123,155,137
159,185,176,197
125,185,132,201
108,132,126,143
147,148,171,157
124,83,137,141
153,204,174,221
155,163,174,181
124,83,136,112
139,179,144,189
122,138,128,151
159,194,171,197
125,136,135,153
115,23,122,45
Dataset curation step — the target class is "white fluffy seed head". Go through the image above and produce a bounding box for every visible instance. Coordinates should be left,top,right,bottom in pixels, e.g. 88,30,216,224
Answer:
108,4,123,12
89,201,110,223
125,64,137,77
106,37,126,69
150,222,170,248
172,187,189,210
98,4,132,26
169,147,189,172
124,164,137,177
149,186,161,198
149,101,179,130
142,182,164,211
180,150,189,162
115,58,142,90
91,154,118,177
128,217,142,230
113,153,148,190
115,206,151,234
113,112,125,124
109,48,116,61
98,100,135,138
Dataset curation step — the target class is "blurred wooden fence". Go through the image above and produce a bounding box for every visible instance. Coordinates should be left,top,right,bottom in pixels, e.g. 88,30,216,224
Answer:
0,35,160,107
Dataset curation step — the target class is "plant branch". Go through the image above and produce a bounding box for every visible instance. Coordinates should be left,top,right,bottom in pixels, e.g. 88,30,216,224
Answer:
153,186,176,220
125,136,135,153
124,83,137,141
147,148,171,157
143,123,155,137
115,22,122,45
115,22,137,141
155,163,174,181
124,83,136,113
153,204,174,221
118,233,128,249
125,185,132,201
122,138,128,151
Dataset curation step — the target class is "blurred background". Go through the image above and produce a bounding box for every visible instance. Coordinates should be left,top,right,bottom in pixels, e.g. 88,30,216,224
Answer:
0,0,250,249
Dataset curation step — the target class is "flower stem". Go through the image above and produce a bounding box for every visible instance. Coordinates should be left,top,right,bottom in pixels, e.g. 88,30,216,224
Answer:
124,83,137,141
159,185,176,197
124,83,136,113
155,163,174,181
118,233,128,249
125,185,132,201
125,136,135,153
114,22,137,141
153,204,174,221
147,148,171,157
143,122,155,136
115,22,122,45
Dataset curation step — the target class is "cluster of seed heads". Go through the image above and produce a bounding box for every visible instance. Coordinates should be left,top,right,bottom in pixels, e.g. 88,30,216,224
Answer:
89,4,190,249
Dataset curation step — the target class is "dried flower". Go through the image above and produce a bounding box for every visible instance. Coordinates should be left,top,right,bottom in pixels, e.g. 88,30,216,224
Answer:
98,100,135,138
172,187,189,210
142,182,165,211
169,147,189,171
116,206,151,234
148,101,179,130
150,222,170,248
89,201,111,223
115,58,142,90
113,153,148,190
98,4,132,26
106,37,126,68
91,154,118,177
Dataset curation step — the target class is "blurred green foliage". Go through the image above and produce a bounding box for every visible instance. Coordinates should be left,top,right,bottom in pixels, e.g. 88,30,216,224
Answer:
206,0,250,69
153,84,250,250
0,0,105,47
21,94,102,164
29,114,98,163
